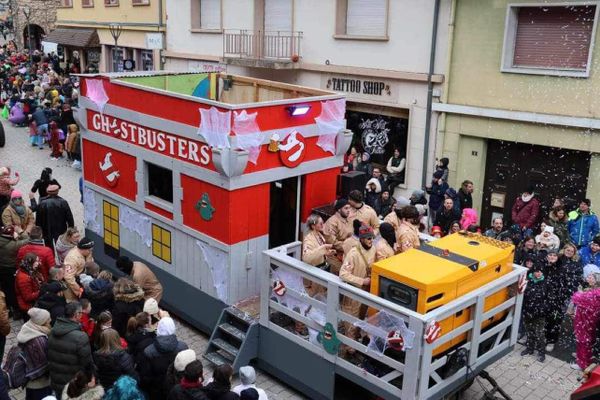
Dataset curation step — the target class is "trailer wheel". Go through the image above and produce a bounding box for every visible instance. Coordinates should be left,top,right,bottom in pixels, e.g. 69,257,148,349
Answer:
0,122,4,147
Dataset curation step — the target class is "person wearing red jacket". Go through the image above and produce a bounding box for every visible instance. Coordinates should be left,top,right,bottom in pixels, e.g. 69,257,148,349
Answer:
79,298,96,338
16,226,55,282
15,253,44,317
511,185,541,238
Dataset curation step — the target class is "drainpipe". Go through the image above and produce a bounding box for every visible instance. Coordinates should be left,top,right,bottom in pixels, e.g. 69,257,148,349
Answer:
421,0,441,189
158,0,164,70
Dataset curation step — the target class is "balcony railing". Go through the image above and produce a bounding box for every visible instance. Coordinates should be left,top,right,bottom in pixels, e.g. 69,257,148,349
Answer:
223,30,302,62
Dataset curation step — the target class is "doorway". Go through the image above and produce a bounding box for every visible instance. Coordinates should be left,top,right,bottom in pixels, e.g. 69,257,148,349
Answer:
481,140,590,229
269,176,300,248
23,24,44,51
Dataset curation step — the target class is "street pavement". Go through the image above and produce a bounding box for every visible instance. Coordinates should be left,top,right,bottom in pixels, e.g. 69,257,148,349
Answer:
0,121,580,399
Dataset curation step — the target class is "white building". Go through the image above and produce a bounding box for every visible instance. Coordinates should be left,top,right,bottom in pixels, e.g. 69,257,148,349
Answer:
165,0,451,198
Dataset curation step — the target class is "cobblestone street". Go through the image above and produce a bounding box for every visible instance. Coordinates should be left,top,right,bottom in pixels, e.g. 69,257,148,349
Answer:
0,122,580,399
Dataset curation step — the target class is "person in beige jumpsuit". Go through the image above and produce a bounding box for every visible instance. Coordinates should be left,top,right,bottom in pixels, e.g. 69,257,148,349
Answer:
63,238,94,302
376,222,397,262
348,190,380,234
323,199,353,275
302,214,335,296
397,205,421,250
339,224,376,349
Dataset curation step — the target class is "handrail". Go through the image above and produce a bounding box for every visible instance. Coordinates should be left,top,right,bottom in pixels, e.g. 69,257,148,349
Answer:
223,29,303,61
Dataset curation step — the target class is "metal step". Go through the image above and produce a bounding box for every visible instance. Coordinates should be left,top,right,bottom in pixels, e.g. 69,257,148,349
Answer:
212,338,240,357
218,323,246,341
226,306,255,324
216,348,235,362
203,351,230,367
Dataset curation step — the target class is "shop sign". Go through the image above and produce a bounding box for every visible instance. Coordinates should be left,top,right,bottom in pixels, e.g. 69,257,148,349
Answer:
327,76,391,96
188,61,226,73
88,111,211,167
145,33,163,50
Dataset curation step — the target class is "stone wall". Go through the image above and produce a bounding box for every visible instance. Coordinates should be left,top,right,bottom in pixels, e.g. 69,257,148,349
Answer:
11,0,60,50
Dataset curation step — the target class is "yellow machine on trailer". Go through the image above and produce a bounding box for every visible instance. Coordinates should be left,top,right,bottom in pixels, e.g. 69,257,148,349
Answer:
370,231,515,356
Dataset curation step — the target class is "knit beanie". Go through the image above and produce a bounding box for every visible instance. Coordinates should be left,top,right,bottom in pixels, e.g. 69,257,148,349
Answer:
77,237,94,249
28,307,51,325
10,190,22,199
174,349,196,372
143,298,159,315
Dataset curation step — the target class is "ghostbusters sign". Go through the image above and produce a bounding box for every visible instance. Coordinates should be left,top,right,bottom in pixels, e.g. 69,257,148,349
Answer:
279,131,306,168
99,152,119,187
88,111,211,168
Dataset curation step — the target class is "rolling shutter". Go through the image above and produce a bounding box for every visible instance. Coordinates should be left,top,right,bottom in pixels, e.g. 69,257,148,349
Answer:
200,0,221,30
265,0,293,32
346,0,387,37
513,6,596,70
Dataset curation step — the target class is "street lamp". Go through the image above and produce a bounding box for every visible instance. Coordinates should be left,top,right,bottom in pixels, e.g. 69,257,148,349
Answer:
22,6,32,52
109,23,122,72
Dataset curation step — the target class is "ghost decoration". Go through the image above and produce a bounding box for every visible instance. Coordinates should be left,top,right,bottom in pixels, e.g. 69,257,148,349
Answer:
198,106,232,149
195,193,215,221
315,98,346,154
317,322,341,355
233,110,263,164
85,79,109,114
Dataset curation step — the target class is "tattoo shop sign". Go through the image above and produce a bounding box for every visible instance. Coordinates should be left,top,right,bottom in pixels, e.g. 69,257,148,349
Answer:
324,75,394,101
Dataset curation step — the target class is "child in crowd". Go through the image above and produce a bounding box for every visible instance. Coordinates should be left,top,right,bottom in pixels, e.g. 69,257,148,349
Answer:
521,266,547,362
80,298,95,338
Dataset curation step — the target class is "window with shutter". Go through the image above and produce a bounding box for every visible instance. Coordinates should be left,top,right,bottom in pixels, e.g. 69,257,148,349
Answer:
502,4,598,77
132,0,149,5
200,0,221,30
104,0,119,5
346,0,387,37
61,0,73,6
82,0,94,6
264,0,292,32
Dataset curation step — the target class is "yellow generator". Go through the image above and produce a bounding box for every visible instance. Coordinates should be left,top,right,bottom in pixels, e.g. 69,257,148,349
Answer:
370,232,515,356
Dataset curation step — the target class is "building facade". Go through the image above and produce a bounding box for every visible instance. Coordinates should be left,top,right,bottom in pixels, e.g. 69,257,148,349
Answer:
11,0,60,51
436,0,600,227
46,0,164,73
165,0,452,199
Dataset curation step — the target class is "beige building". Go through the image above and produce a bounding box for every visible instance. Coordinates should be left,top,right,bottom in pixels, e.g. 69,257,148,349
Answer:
436,0,600,227
45,0,165,73
165,0,452,199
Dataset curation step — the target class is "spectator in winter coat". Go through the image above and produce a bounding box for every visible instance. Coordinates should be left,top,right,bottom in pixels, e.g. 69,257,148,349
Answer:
125,312,156,366
63,238,94,302
385,148,406,194
547,206,569,247
168,360,209,400
572,274,600,371
579,237,600,267
139,317,188,400
15,253,44,315
364,178,382,216
444,188,461,216
520,267,547,362
165,349,198,395
2,190,35,233
30,167,61,200
31,104,49,150
232,366,268,400
16,226,55,281
35,185,74,251
514,236,538,266
569,199,600,248
61,368,105,400
484,217,508,240
48,301,93,395
79,299,95,338
37,267,67,325
511,186,540,236
0,290,10,362
203,364,239,400
0,225,29,314
457,180,473,211
54,227,80,264
84,270,114,319
434,199,461,235
409,189,427,207
427,170,448,223
91,311,127,351
17,307,53,399
93,328,137,389
112,278,145,337
116,256,163,303
378,189,395,220
560,243,583,298
103,375,145,400
0,166,19,210
542,250,572,352
435,157,449,182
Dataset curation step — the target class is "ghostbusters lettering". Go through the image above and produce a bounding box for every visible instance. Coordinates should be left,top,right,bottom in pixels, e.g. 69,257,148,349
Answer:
89,111,211,167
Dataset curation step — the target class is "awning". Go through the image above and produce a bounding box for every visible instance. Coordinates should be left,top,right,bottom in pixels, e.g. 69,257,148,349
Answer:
43,28,100,48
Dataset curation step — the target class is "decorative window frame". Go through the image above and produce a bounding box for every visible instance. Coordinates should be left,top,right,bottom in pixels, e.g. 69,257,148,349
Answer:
152,224,172,264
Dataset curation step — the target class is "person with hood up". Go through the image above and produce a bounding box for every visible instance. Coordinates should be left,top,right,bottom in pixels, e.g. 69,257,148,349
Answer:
203,364,238,400
139,317,188,400
93,328,137,389
102,375,145,400
375,222,396,261
427,170,448,223
48,301,93,396
568,199,600,248
2,189,34,234
571,273,600,371
364,177,382,216
116,256,163,303
84,270,114,319
8,101,25,125
48,121,63,160
15,252,44,316
17,307,53,399
54,227,80,264
535,225,561,252
16,226,55,281
547,205,569,246
579,236,600,267
111,277,145,337
435,157,449,182
511,185,541,237
168,360,209,400
35,184,74,251
409,189,427,207
37,267,67,325
459,208,478,231
61,367,104,400
232,366,268,400
30,167,61,201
